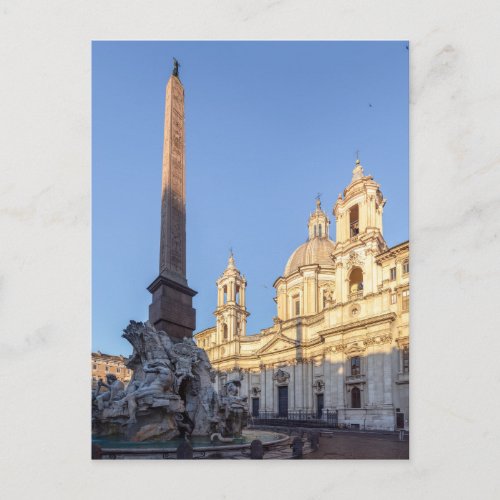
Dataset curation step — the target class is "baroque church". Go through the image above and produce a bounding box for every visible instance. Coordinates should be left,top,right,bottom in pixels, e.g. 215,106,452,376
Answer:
194,160,409,431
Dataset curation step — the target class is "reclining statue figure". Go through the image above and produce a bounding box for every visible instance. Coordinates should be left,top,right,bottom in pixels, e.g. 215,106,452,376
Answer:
94,374,125,411
124,360,175,424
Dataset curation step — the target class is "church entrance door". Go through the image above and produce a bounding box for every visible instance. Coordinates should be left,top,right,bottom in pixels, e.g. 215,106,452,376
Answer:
252,397,260,417
278,386,288,417
316,394,324,419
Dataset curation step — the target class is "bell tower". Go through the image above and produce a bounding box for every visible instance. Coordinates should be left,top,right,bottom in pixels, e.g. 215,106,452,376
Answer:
214,252,250,344
333,159,387,249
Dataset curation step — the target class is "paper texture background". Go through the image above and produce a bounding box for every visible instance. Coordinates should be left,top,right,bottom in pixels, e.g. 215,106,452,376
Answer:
1,1,499,498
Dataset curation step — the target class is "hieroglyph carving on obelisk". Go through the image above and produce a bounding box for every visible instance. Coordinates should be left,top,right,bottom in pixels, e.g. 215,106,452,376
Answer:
160,71,186,284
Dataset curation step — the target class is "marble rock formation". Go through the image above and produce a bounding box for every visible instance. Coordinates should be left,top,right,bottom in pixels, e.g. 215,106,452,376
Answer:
92,320,248,442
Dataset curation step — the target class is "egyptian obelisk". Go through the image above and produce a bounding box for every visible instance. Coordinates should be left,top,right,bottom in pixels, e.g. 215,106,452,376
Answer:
147,58,197,340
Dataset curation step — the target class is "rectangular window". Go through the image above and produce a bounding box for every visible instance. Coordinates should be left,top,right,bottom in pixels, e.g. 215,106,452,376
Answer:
402,289,409,311
293,296,300,316
116,368,120,373
403,346,409,373
351,356,361,376
403,260,409,274
105,366,109,372
391,293,397,304
92,364,97,370
390,267,396,280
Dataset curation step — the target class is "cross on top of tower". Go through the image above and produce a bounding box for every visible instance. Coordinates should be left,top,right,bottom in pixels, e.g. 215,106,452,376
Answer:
315,192,322,209
355,149,361,164
227,248,236,269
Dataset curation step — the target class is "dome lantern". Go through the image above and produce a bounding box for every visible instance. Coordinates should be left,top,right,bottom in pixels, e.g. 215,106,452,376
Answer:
308,197,330,241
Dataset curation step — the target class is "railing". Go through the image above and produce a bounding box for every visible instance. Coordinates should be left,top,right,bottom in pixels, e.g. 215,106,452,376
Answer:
251,410,338,428
348,291,363,301
345,374,366,384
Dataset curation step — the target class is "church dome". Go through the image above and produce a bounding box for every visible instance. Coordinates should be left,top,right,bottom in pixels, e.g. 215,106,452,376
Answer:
284,237,336,276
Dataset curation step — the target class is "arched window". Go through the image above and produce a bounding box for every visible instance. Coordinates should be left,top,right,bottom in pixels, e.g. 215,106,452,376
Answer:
318,224,322,237
223,285,227,304
223,323,228,340
351,387,361,408
235,285,240,304
349,205,359,237
349,267,364,296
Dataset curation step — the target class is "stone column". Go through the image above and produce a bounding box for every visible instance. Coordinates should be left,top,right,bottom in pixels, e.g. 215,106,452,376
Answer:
324,350,332,409
240,284,246,307
266,366,273,413
373,348,384,405
367,347,375,405
308,361,314,410
303,278,309,315
259,367,266,411
303,360,310,411
337,354,345,408
365,253,373,295
335,263,343,303
383,344,393,405
295,361,303,409
290,364,295,409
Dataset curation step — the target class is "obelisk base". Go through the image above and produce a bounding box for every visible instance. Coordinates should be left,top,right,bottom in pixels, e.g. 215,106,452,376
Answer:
147,275,197,341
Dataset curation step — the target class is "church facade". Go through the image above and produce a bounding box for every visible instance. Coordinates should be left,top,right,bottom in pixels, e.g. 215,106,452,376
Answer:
194,161,409,432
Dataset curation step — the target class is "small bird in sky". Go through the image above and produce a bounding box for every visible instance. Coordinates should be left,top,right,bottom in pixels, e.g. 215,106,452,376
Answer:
369,103,373,108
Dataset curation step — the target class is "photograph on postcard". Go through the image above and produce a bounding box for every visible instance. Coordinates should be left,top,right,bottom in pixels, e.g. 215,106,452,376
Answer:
91,41,409,459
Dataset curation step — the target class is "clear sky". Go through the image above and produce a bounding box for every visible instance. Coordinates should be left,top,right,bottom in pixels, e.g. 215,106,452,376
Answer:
92,41,408,356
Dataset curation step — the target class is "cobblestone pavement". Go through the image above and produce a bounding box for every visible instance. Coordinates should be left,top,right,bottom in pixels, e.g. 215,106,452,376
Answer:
304,431,409,459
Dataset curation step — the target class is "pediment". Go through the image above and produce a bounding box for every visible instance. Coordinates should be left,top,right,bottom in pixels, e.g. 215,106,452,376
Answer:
344,342,366,355
257,334,298,355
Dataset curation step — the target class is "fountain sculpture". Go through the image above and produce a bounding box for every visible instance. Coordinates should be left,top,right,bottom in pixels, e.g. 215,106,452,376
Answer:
92,320,248,443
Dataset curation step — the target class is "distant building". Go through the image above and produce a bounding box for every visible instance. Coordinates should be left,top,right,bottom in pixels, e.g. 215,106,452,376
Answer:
195,160,409,432
91,351,132,389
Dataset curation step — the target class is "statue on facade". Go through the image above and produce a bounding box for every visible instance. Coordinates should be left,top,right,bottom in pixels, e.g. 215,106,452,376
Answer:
273,368,290,384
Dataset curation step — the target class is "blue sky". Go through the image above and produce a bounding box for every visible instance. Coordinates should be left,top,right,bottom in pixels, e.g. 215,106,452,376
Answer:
92,41,408,355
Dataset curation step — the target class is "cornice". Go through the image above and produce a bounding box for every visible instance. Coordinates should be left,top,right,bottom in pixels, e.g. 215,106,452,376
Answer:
319,312,397,338
376,241,410,264
193,326,216,337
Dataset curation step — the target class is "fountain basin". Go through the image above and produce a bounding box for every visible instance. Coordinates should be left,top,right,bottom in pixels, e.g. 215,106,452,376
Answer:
93,429,289,458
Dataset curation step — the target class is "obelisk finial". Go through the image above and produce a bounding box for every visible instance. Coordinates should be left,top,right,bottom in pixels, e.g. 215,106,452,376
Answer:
172,57,180,77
